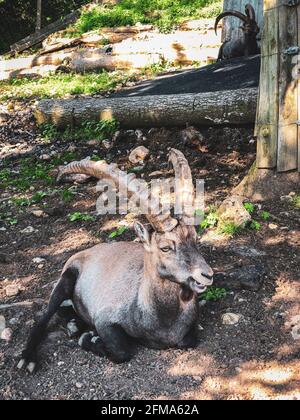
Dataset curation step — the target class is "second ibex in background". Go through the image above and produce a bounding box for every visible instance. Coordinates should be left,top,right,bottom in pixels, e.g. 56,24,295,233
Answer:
215,4,260,61
18,149,214,373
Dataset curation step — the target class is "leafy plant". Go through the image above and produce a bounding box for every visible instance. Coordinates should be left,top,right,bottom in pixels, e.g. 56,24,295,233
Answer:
108,225,127,239
198,206,218,232
5,217,18,226
249,220,262,231
292,195,300,209
59,188,75,203
69,212,95,222
202,286,227,302
218,222,241,236
244,202,255,214
260,211,270,221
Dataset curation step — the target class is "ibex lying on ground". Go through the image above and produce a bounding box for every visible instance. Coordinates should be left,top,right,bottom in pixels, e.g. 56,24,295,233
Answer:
18,149,213,373
215,4,260,61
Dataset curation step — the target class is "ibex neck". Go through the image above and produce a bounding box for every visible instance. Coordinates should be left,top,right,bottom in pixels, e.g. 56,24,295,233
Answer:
138,252,191,316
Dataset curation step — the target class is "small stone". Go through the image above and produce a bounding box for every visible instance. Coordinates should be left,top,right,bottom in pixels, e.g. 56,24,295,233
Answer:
38,264,44,269
32,257,46,264
291,325,300,341
9,318,19,326
30,209,46,218
58,361,65,367
40,154,51,161
222,313,242,325
0,111,9,124
21,226,35,234
0,227,7,232
75,382,83,389
1,328,13,342
269,223,278,230
129,146,149,165
5,284,20,297
102,140,111,150
135,129,144,140
86,139,99,147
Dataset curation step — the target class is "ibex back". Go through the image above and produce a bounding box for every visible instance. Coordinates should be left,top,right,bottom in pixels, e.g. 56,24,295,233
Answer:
18,149,213,373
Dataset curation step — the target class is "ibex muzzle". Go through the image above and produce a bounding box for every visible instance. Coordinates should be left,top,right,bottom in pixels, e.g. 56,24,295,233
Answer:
18,149,213,373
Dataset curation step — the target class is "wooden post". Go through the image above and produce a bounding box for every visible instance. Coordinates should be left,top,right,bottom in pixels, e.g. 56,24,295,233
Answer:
36,0,42,32
256,0,300,172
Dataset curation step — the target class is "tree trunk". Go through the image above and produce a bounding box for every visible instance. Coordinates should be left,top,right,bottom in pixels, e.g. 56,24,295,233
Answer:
10,10,80,54
35,87,258,128
36,0,42,32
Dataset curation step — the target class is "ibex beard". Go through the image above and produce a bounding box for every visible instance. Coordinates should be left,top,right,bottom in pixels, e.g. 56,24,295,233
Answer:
18,149,213,374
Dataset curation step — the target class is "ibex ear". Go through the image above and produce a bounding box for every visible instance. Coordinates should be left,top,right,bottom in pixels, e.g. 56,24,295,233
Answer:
134,222,151,250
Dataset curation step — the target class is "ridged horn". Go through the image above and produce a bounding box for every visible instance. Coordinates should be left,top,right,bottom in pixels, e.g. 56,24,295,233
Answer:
57,158,178,233
245,4,256,21
215,11,248,34
168,148,195,225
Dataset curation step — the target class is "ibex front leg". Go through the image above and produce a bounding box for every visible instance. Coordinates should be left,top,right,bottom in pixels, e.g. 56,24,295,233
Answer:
79,324,135,363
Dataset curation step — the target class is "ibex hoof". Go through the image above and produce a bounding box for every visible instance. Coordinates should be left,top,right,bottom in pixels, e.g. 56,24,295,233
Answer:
17,358,36,374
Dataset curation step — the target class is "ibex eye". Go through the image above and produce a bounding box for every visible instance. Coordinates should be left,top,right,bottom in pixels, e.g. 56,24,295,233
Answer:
161,247,171,253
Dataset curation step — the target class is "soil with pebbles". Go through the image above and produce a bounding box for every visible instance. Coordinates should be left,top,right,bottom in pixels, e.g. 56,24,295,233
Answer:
0,105,299,400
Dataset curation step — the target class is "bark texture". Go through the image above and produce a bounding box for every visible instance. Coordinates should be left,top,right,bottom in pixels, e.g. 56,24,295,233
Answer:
35,87,258,128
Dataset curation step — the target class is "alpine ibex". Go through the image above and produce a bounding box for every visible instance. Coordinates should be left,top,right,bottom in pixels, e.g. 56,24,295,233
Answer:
215,4,260,61
18,149,213,373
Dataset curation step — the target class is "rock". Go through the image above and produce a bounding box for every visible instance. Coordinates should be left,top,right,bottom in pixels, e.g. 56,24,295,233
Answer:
217,195,251,228
59,173,92,185
291,325,300,341
268,223,278,230
135,129,144,140
40,154,51,161
75,382,83,389
214,264,265,292
0,316,5,335
0,227,7,232
86,139,99,146
21,226,35,234
181,126,204,145
5,284,20,297
222,313,242,325
30,209,46,218
129,146,149,165
102,140,111,150
1,328,13,342
32,257,46,264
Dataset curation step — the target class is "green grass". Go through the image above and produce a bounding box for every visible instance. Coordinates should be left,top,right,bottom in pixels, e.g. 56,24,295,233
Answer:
69,212,95,222
0,71,135,101
202,286,227,302
40,119,119,142
108,225,127,239
292,195,300,209
70,0,222,35
217,221,241,237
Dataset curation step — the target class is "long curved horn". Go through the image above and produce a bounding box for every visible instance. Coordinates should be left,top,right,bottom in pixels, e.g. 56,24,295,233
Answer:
245,4,256,21
168,149,195,225
215,11,248,34
57,158,178,233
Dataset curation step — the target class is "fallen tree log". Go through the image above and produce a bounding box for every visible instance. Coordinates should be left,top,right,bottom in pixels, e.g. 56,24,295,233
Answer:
0,65,60,81
35,87,258,128
10,11,80,54
68,51,162,72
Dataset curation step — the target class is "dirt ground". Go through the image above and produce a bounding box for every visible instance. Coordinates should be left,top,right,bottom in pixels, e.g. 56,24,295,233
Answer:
0,104,299,400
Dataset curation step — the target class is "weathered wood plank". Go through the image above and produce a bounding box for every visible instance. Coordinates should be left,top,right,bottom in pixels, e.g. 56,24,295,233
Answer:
277,4,298,172
256,6,279,168
10,11,80,54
